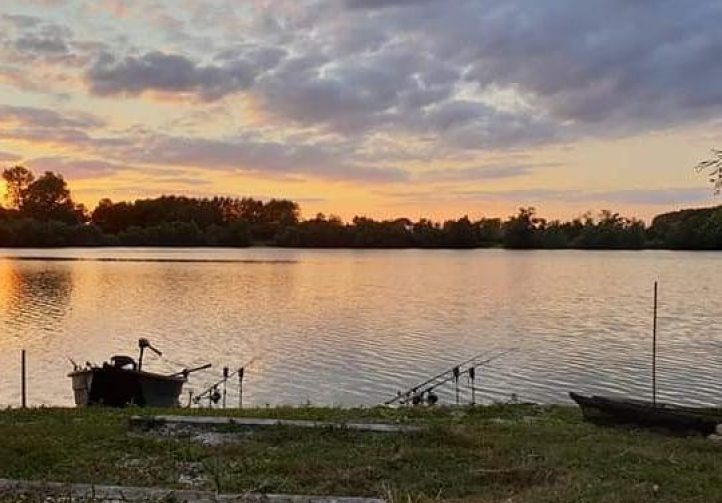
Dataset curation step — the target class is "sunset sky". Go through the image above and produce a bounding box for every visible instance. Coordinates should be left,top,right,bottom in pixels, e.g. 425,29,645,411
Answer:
1,0,721,222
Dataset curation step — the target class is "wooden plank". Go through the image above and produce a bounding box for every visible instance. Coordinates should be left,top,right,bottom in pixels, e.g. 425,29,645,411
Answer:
130,415,422,433
0,478,385,503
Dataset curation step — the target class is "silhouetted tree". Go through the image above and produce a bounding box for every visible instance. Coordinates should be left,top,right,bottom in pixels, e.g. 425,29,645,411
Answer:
20,171,83,224
503,207,542,248
411,219,445,247
443,216,476,248
10,163,722,250
476,218,503,246
252,199,300,241
2,166,34,209
695,149,722,193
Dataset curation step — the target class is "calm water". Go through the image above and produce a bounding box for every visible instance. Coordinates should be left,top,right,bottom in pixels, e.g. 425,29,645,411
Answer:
0,247,721,408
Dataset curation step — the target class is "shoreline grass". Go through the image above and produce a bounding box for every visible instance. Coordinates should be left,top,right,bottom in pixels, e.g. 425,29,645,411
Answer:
0,404,720,502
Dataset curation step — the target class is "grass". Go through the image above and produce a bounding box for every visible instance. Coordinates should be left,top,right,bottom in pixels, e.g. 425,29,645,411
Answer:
0,404,721,502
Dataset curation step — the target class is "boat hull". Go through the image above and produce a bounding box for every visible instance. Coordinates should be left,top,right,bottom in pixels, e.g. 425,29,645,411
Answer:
69,368,186,407
569,392,721,435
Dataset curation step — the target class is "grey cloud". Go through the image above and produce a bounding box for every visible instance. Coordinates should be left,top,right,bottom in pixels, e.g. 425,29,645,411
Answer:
433,0,722,132
3,0,721,181
0,104,105,129
257,43,458,133
27,157,126,179
6,20,75,60
214,45,286,70
15,34,69,54
451,188,713,206
1,14,42,28
123,133,408,183
588,189,715,206
345,0,435,9
422,164,537,181
2,116,406,184
257,0,722,146
0,151,21,162
5,127,95,147
0,105,130,155
86,48,281,100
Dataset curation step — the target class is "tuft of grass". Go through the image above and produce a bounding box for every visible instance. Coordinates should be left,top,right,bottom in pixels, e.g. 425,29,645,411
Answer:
0,405,721,501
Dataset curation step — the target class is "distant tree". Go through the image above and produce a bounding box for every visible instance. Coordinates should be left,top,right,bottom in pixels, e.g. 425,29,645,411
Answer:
695,149,722,193
252,199,300,241
476,218,502,246
20,171,83,223
503,207,542,248
411,219,445,247
2,166,35,209
443,216,476,248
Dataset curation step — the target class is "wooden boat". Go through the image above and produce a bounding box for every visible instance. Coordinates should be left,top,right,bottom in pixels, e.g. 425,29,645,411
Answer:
68,339,210,407
569,392,722,435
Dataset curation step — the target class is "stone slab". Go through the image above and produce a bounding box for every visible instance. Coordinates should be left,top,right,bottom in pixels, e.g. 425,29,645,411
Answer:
129,415,422,433
0,478,385,502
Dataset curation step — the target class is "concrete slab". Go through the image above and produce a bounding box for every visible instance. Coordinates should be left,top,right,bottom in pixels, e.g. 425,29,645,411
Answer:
129,415,423,433
0,478,385,502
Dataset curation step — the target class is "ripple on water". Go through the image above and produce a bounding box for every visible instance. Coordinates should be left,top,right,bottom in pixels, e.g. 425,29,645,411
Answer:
1,248,722,407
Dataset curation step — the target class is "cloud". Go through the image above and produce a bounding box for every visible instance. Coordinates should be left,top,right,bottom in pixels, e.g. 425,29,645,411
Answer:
1,14,42,28
0,104,105,129
344,0,435,9
253,0,722,146
3,18,76,62
451,188,713,206
122,132,409,183
255,44,461,134
2,0,721,201
422,164,538,181
0,151,21,162
429,0,722,133
7,0,721,152
0,104,127,155
27,156,127,179
1,106,408,183
86,48,281,100
14,34,69,54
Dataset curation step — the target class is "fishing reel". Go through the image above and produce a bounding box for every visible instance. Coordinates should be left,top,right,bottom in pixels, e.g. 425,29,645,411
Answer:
426,390,439,405
192,385,222,405
408,389,439,406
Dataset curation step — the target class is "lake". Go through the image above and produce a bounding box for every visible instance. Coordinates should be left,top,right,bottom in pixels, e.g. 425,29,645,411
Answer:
0,247,720,408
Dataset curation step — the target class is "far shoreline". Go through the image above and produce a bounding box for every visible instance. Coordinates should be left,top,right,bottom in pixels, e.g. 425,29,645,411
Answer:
0,244,720,252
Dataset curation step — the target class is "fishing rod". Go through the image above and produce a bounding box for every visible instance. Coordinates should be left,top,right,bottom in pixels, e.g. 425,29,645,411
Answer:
384,349,489,405
194,367,242,403
397,348,518,405
193,355,260,405
168,362,213,378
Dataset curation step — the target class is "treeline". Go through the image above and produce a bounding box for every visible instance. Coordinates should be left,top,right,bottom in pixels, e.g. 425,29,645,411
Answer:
0,166,298,247
274,209,647,249
0,165,721,249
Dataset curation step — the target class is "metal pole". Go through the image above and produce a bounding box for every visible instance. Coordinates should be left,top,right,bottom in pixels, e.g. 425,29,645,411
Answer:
238,367,244,409
222,366,229,409
652,281,658,407
469,367,476,405
21,350,26,408
453,366,460,405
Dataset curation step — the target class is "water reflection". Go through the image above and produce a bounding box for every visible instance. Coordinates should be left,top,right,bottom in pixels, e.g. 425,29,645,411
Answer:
0,260,73,336
0,248,721,408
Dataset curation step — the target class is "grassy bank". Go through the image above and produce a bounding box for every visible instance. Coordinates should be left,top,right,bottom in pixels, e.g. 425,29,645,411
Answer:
0,404,721,502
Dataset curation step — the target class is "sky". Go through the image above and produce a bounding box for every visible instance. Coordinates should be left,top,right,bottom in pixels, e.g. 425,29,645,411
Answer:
1,0,721,222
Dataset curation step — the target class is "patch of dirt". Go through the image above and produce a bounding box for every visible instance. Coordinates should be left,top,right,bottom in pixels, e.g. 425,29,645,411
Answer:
177,461,208,488
133,422,251,447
